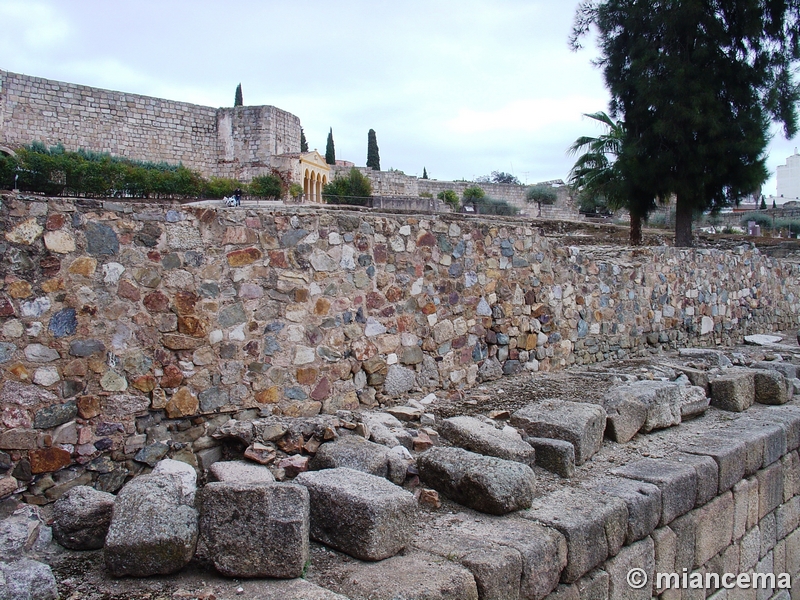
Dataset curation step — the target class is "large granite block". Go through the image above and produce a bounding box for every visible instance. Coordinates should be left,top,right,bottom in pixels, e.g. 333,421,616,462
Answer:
604,536,655,600
672,452,719,506
418,447,536,515
52,485,115,550
694,491,734,567
510,400,606,465
709,368,755,412
524,436,575,478
611,458,697,526
682,435,747,493
753,370,789,405
309,435,405,484
438,416,536,466
198,482,309,578
588,476,662,544
747,405,800,452
294,467,416,561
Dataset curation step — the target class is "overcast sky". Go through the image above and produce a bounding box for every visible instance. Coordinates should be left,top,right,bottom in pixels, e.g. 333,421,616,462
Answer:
1,0,797,195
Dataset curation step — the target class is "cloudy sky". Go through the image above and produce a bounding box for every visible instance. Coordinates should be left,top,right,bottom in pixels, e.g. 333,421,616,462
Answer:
1,0,797,195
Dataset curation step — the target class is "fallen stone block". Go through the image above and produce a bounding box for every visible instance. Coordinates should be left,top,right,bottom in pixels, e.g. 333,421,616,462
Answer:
682,435,746,492
611,458,697,526
753,369,789,405
362,412,413,450
603,394,646,443
709,368,755,412
753,360,797,384
670,364,710,393
309,434,400,483
0,559,58,600
678,347,732,367
524,436,575,478
510,399,606,465
104,473,198,577
521,488,627,583
438,416,536,466
605,381,693,439
671,452,719,506
52,485,115,550
0,506,42,561
198,482,309,578
679,385,710,419
334,552,479,600
418,447,536,515
587,477,662,544
207,459,275,483
152,458,197,505
294,467,416,561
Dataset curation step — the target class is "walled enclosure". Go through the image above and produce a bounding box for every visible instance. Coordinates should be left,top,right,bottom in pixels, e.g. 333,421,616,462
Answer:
0,70,301,181
1,195,799,500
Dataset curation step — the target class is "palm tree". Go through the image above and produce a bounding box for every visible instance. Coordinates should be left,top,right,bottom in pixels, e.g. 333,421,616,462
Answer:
567,112,656,245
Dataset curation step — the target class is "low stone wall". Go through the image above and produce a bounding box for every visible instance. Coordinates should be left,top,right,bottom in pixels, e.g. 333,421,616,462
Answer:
1,194,800,504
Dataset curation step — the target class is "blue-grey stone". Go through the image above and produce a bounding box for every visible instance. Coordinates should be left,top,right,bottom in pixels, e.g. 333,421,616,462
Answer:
263,336,281,356
218,303,247,328
199,387,229,412
49,308,77,338
265,322,284,333
0,342,17,363
60,380,85,398
512,256,529,268
284,387,308,400
503,360,522,375
453,241,465,259
69,339,106,357
165,210,182,223
318,347,343,362
184,251,204,267
85,222,119,256
472,343,487,361
496,333,510,345
96,422,125,436
199,282,219,298
448,263,463,278
123,352,153,375
366,265,375,278
281,229,308,248
34,400,78,429
438,236,453,253
501,246,514,257
134,442,169,467
578,320,589,338
358,254,372,266
162,253,181,269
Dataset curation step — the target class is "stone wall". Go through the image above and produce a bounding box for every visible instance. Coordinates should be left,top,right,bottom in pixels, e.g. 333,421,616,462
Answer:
0,70,301,181
1,194,799,503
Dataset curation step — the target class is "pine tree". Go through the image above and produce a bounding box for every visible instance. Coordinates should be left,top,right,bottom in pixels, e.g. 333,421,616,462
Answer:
366,129,380,171
234,84,243,107
422,167,428,179
573,0,800,247
325,128,336,165
300,128,308,153
760,196,767,210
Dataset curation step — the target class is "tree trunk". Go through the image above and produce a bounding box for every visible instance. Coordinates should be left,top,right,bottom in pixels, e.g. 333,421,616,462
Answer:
629,206,643,246
674,195,694,247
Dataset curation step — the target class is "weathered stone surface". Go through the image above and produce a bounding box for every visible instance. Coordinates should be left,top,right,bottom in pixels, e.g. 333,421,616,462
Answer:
33,400,77,429
510,399,606,465
165,386,198,418
605,381,687,439
24,344,60,363
207,460,275,483
29,448,71,474
85,221,119,256
105,473,198,577
753,369,789,405
52,485,115,550
671,452,719,506
0,559,58,600
525,436,575,477
309,435,396,481
477,357,504,382
198,482,309,578
682,435,746,493
439,416,536,466
101,393,150,418
334,553,479,600
747,405,800,451
295,467,417,560
604,536,655,600
694,491,733,567
0,342,16,364
383,364,416,397
418,447,536,515
134,442,169,467
611,458,697,526
522,488,627,584
460,546,523,600
69,338,105,357
589,476,662,544
709,368,755,412
152,458,197,505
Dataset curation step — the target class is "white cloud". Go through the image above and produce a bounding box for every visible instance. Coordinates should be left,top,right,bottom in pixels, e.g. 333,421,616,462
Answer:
0,1,69,48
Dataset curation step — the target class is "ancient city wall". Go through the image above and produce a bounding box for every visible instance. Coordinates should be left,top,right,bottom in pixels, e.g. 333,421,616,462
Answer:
1,194,799,503
0,70,301,180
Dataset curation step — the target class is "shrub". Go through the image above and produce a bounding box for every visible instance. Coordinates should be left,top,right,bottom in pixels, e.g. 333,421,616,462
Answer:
437,189,459,210
462,186,486,204
472,196,519,216
249,174,284,199
0,153,19,189
322,168,372,206
289,183,303,200
204,177,240,199
740,212,772,229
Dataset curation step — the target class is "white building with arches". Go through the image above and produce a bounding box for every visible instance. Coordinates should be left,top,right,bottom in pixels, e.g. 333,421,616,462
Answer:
272,150,331,203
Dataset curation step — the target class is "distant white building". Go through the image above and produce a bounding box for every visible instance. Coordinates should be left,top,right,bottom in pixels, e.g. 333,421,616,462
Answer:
777,148,800,202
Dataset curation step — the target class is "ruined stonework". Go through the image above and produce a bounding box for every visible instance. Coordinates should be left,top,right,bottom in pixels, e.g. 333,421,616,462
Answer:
0,70,301,181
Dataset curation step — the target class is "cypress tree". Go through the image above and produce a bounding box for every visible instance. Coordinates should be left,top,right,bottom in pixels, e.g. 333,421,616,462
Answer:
422,167,428,179
325,128,336,165
300,128,308,153
234,83,243,107
366,129,380,171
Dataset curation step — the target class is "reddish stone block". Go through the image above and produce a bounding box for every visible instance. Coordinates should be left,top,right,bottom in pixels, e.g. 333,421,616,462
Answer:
29,447,71,473
45,213,66,231
311,378,331,401
117,280,140,302
172,291,198,315
160,364,184,388
227,247,262,267
143,291,169,312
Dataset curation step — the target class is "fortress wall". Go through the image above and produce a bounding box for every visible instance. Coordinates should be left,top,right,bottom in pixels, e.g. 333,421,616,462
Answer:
0,70,301,181
0,195,799,503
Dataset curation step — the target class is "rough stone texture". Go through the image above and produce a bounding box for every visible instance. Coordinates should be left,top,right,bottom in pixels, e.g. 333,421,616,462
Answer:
439,416,536,466
198,482,309,578
683,435,747,493
0,559,58,600
671,452,719,506
709,368,755,412
309,435,400,483
694,491,734,567
524,436,575,478
611,458,697,526
104,473,198,577
753,369,789,405
418,447,536,515
52,485,115,550
604,536,655,600
522,488,627,584
510,400,606,465
333,553,479,600
152,458,197,505
295,467,416,560
207,460,275,484
588,477,662,544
